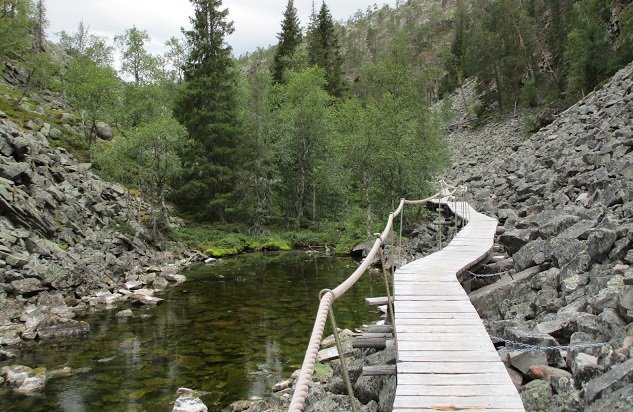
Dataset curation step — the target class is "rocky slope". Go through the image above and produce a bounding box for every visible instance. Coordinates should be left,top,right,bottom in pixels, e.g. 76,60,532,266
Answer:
0,110,196,356
444,62,633,410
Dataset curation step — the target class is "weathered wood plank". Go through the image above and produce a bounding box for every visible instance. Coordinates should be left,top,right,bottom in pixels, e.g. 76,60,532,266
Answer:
366,296,390,306
397,350,501,362
398,373,514,386
362,365,397,376
397,341,495,351
393,395,525,409
395,384,521,397
397,361,509,374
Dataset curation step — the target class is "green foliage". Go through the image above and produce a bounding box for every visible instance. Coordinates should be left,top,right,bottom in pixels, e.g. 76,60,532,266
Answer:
235,69,279,233
0,0,34,63
64,56,121,144
114,26,160,85
566,0,614,96
307,2,346,97
59,21,115,67
172,0,241,221
271,0,302,83
271,66,333,227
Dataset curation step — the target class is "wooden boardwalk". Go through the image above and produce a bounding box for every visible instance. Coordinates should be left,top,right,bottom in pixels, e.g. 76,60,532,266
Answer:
393,199,525,411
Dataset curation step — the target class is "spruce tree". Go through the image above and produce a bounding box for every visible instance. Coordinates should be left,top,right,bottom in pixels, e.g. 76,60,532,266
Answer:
172,0,241,221
271,0,302,83
307,2,345,97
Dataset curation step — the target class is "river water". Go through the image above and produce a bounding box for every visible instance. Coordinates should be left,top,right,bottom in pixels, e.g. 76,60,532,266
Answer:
0,252,386,411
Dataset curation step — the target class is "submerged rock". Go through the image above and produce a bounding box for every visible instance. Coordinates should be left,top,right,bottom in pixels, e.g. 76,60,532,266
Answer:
172,388,208,412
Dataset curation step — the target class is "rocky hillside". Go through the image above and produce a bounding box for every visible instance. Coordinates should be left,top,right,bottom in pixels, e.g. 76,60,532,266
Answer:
445,62,633,410
0,111,195,352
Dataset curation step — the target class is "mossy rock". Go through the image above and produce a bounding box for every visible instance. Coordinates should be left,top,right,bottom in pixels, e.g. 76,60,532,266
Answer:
312,363,333,382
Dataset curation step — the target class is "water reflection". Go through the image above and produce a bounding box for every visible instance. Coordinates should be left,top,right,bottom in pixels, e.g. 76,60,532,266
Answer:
0,252,385,411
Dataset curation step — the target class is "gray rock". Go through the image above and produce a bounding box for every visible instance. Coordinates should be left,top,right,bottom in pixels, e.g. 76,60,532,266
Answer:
95,122,113,140
499,229,536,255
1,364,32,386
509,350,549,374
513,239,547,272
586,229,617,263
354,375,381,404
377,375,395,412
116,309,134,318
586,385,633,412
48,128,62,139
0,324,25,345
10,278,46,295
35,315,90,339
505,327,563,366
519,379,552,412
569,353,603,387
172,388,208,412
584,359,633,404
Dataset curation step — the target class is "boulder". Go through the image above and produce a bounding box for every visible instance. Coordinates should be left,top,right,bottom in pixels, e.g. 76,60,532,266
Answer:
519,379,552,412
584,359,633,404
586,385,633,412
95,122,113,140
505,327,563,366
513,239,547,272
0,324,25,345
172,388,208,412
354,375,381,404
586,229,617,263
35,315,90,339
509,350,548,374
569,353,603,387
10,278,46,295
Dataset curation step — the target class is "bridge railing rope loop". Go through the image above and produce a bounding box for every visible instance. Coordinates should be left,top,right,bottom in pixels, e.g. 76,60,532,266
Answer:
289,183,468,412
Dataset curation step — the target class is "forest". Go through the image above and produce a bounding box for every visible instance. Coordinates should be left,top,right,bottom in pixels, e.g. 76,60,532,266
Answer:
1,0,632,253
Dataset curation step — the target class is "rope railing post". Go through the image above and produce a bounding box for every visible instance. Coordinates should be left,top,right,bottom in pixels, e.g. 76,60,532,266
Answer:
389,213,395,275
398,199,404,268
437,202,442,251
325,295,359,412
379,245,398,360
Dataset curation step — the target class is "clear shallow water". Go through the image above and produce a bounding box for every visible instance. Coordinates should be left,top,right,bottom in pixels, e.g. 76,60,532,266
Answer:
0,252,385,411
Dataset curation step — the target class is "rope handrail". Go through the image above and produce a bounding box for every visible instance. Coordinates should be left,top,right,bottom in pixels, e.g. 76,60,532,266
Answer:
288,191,443,412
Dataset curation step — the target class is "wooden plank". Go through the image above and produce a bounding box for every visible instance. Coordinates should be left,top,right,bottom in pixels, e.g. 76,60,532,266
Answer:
398,373,514,386
393,395,525,409
395,384,520,397
366,296,390,306
397,351,501,362
393,295,470,301
395,318,484,325
397,341,494,351
396,325,489,334
362,365,396,376
392,408,525,411
397,361,509,375
395,311,481,319
394,332,489,342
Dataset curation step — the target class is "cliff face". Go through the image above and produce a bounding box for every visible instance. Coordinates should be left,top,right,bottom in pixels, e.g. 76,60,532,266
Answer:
444,62,633,409
0,113,188,347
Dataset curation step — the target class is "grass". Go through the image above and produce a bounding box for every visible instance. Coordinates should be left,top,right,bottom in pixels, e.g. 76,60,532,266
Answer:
170,222,364,258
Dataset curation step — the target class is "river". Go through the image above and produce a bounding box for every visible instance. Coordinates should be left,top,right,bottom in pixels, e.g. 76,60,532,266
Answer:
0,251,386,411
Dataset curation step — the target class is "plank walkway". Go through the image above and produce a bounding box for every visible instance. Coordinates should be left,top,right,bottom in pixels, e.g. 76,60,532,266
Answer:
393,199,525,411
